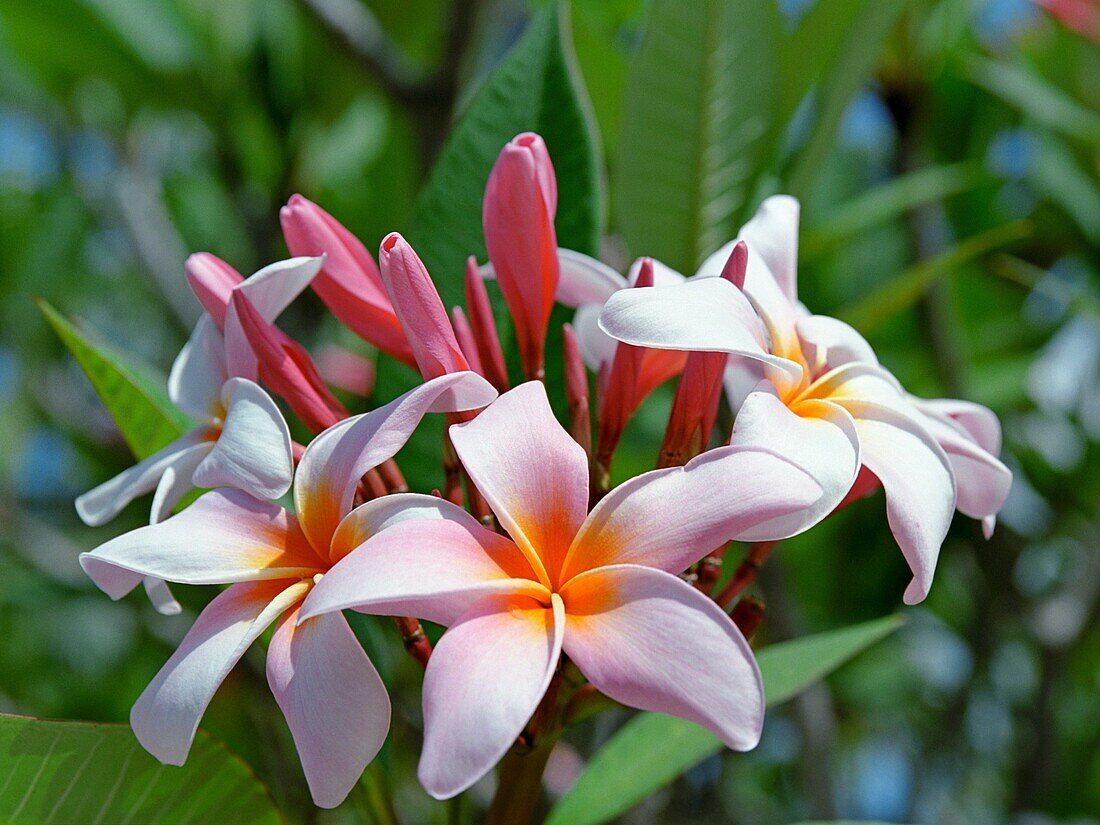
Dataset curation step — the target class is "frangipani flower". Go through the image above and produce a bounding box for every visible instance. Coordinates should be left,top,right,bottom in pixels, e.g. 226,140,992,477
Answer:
79,371,498,808
76,256,324,612
299,381,823,799
599,195,1012,603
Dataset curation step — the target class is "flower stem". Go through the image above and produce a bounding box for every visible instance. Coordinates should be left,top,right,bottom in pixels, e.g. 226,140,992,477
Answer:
715,541,778,608
485,740,554,825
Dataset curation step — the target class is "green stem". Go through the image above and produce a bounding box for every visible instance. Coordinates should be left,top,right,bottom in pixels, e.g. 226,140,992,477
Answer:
485,741,554,825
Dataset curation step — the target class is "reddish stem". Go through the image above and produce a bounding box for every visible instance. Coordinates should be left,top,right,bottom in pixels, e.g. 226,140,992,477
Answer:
392,616,432,667
715,541,778,608
729,595,765,640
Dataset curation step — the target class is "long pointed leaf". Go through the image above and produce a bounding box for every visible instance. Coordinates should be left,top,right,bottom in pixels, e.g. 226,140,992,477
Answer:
615,0,780,273
39,299,192,460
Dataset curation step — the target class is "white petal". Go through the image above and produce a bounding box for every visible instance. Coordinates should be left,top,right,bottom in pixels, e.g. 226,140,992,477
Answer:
149,442,214,523
192,379,293,500
75,430,212,527
168,316,228,421
555,249,626,307
236,256,325,322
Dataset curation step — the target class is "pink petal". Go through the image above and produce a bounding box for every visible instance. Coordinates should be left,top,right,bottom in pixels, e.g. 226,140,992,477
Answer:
730,390,861,541
225,289,348,432
132,579,307,765
294,371,497,556
418,593,564,799
561,444,822,580
449,381,588,585
598,277,802,385
280,194,414,364
168,316,228,422
560,564,763,750
301,507,544,626
483,133,559,379
80,489,325,589
192,378,293,500
916,409,1012,522
834,398,956,604
378,233,469,380
267,606,390,809
915,397,1002,455
185,253,243,329
75,429,213,527
555,249,627,307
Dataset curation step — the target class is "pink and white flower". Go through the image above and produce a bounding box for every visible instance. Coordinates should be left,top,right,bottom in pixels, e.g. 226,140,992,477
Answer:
299,381,824,798
598,195,1012,603
76,256,325,612
79,371,498,808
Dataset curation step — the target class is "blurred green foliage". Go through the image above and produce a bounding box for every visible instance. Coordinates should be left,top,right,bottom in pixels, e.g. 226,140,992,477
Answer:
0,0,1098,823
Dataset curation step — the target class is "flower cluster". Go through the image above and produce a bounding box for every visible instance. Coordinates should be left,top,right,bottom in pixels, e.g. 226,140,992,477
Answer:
77,133,1011,808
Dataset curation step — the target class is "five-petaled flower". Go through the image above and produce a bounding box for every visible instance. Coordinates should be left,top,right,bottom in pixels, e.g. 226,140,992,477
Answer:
599,195,1012,603
299,380,823,798
79,371,497,808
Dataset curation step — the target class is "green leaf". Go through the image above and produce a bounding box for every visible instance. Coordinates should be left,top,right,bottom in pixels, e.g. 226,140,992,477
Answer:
545,615,905,825
965,56,1100,146
839,220,1033,334
614,0,780,273
785,0,908,201
39,300,192,460
0,714,281,824
801,163,987,261
410,0,602,307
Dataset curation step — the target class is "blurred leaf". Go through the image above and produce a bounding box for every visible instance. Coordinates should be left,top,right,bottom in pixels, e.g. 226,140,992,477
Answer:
38,300,192,460
777,0,870,129
965,56,1100,145
802,163,986,260
545,615,905,825
785,0,908,200
411,0,602,304
840,220,1033,333
81,0,197,72
1029,133,1100,244
0,714,280,824
615,0,780,273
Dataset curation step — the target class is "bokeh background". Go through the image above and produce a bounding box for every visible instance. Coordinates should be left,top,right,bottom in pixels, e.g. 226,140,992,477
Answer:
1,0,1098,823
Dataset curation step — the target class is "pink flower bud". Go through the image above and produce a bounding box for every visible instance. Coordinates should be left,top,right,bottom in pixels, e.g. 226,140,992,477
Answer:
185,253,243,329
483,132,559,380
378,233,468,381
280,195,414,365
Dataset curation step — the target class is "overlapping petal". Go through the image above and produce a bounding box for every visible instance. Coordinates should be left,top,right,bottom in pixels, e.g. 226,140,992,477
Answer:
560,445,823,581
131,579,308,765
80,490,324,589
561,564,763,750
418,593,564,800
729,391,860,541
75,429,213,528
191,378,293,501
267,606,390,809
598,277,802,385
294,371,496,555
449,381,587,583
302,507,545,626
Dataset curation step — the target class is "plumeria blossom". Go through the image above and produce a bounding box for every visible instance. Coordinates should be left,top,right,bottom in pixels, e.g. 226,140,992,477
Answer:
79,371,498,808
75,256,324,613
299,381,824,799
599,195,1012,603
